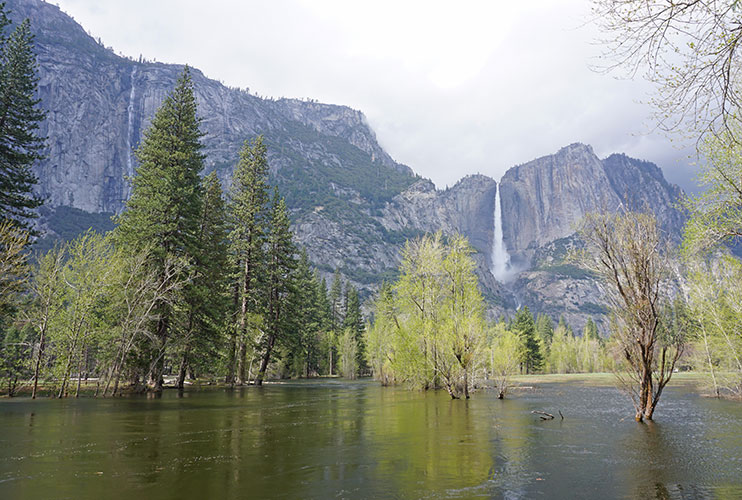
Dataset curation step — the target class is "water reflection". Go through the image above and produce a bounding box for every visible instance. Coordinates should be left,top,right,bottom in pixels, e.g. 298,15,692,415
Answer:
0,380,740,499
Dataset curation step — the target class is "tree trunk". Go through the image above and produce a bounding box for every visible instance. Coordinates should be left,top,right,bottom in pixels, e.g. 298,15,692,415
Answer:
147,314,168,393
176,345,191,390
31,326,46,399
236,340,247,385
256,333,276,386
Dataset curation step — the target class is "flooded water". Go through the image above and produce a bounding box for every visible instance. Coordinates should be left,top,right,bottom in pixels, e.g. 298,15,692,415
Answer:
0,379,741,499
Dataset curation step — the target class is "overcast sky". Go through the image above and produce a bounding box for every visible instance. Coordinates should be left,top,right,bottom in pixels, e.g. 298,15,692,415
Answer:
53,0,699,191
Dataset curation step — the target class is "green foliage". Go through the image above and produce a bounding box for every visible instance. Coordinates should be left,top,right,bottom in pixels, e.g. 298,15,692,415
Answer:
583,317,599,341
265,121,415,214
366,233,486,398
113,67,205,391
338,327,358,379
683,125,742,255
0,220,28,319
510,307,543,374
535,313,554,347
486,321,520,398
0,9,45,230
686,256,742,397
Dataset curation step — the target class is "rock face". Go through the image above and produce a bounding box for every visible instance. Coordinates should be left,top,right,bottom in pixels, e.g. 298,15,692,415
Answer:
7,0,413,214
499,143,685,262
10,0,687,330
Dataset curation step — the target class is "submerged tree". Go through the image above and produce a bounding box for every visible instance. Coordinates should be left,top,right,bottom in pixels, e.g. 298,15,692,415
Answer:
577,211,685,421
487,321,520,399
366,233,487,399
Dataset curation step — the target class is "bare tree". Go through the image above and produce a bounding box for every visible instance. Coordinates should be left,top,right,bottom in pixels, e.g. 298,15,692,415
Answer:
576,211,685,421
593,0,742,140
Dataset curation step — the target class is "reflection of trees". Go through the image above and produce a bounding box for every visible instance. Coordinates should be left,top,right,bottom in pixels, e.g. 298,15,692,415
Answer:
364,387,494,497
617,421,686,499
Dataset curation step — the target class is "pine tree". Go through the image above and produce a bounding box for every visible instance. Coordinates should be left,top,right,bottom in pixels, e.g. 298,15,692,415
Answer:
255,188,296,385
290,250,321,377
583,317,599,341
342,284,366,375
535,314,554,346
327,269,343,374
177,172,229,389
511,306,543,374
0,9,45,230
227,136,270,385
114,67,205,392
329,269,344,329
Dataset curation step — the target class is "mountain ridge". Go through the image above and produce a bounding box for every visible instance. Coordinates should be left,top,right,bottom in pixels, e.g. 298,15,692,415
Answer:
8,0,686,331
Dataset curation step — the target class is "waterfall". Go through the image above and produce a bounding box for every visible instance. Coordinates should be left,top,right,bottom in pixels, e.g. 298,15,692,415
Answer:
125,65,137,193
490,183,513,283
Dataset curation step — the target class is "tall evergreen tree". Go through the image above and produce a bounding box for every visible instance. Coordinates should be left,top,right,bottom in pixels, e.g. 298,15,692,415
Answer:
511,306,543,374
114,67,204,392
0,8,45,230
177,172,229,389
288,250,321,377
583,317,599,341
227,135,270,385
255,188,296,385
535,314,554,346
329,269,344,331
327,269,343,374
342,284,366,375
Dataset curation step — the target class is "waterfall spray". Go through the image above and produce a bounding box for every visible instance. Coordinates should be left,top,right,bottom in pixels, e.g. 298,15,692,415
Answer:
490,183,513,283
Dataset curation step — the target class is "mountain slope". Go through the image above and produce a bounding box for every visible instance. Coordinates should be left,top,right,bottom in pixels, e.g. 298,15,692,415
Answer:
8,0,687,329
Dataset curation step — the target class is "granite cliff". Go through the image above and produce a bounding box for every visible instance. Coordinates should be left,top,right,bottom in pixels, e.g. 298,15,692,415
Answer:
8,0,686,331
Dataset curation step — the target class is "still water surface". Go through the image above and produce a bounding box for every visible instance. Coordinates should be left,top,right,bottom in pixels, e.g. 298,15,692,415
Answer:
1,379,741,499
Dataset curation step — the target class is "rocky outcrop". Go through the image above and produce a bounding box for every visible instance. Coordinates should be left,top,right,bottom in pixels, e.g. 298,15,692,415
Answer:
499,143,685,264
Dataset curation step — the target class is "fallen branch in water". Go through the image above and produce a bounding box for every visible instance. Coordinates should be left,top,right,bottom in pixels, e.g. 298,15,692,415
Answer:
532,410,554,420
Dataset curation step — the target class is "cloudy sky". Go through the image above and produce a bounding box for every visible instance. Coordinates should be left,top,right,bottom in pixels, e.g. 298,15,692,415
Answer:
54,0,699,191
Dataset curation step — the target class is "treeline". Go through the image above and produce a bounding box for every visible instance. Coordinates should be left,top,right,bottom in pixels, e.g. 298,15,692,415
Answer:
365,233,611,399
0,68,367,397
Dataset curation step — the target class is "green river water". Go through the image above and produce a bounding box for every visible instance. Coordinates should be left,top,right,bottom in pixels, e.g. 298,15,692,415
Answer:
1,379,741,499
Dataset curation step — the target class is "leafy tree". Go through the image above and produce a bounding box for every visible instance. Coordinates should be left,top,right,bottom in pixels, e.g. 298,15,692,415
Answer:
686,256,742,398
0,220,28,320
593,0,742,140
577,211,684,421
0,8,44,229
365,282,396,386
27,243,65,398
338,327,358,379
0,323,32,396
49,232,113,398
227,136,270,385
114,67,205,392
684,125,742,255
487,321,520,399
510,306,543,374
368,233,487,398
